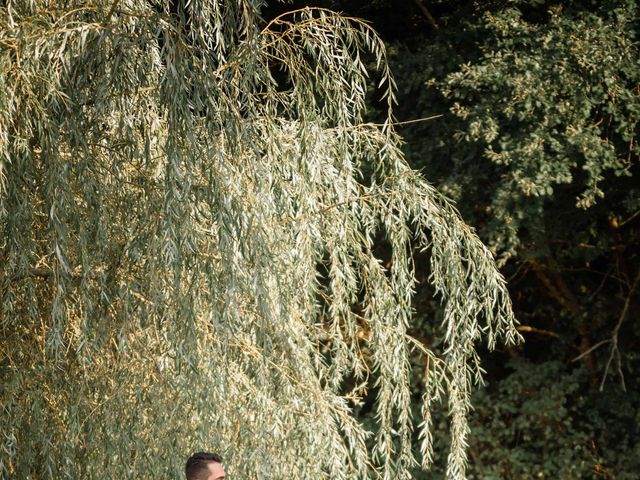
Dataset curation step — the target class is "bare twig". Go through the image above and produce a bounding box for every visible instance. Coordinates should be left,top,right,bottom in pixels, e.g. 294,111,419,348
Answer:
529,258,600,383
516,325,560,338
506,260,532,283
599,268,640,391
413,0,439,29
619,208,640,228
107,0,120,19
386,114,445,127
329,114,446,132
10,268,55,281
571,339,610,362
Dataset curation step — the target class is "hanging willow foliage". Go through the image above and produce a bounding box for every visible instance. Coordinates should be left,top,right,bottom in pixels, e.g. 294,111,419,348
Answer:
0,1,521,479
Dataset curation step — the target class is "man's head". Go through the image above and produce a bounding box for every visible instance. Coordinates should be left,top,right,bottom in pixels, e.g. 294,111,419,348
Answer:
185,452,225,480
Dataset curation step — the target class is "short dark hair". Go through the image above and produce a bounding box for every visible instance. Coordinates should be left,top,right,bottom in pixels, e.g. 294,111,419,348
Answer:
185,452,223,480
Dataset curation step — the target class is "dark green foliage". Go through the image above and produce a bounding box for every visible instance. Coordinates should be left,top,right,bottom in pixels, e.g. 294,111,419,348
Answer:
390,0,640,256
402,359,640,479
466,360,640,479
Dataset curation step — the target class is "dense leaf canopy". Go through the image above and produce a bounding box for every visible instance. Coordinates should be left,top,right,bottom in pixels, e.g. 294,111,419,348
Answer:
0,1,519,479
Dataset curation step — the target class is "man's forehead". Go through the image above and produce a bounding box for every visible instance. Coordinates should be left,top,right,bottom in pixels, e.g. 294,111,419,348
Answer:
206,461,225,480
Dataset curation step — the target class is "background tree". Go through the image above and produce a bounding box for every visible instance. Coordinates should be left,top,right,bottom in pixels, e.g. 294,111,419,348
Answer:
0,1,519,479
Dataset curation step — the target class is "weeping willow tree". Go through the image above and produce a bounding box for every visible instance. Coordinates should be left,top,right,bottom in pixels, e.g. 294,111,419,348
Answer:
0,1,521,479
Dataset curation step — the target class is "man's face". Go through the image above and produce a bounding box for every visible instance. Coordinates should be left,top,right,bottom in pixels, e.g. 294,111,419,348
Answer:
205,461,225,480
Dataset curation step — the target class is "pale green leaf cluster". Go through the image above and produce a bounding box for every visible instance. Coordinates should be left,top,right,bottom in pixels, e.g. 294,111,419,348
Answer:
438,4,640,258
0,2,519,479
